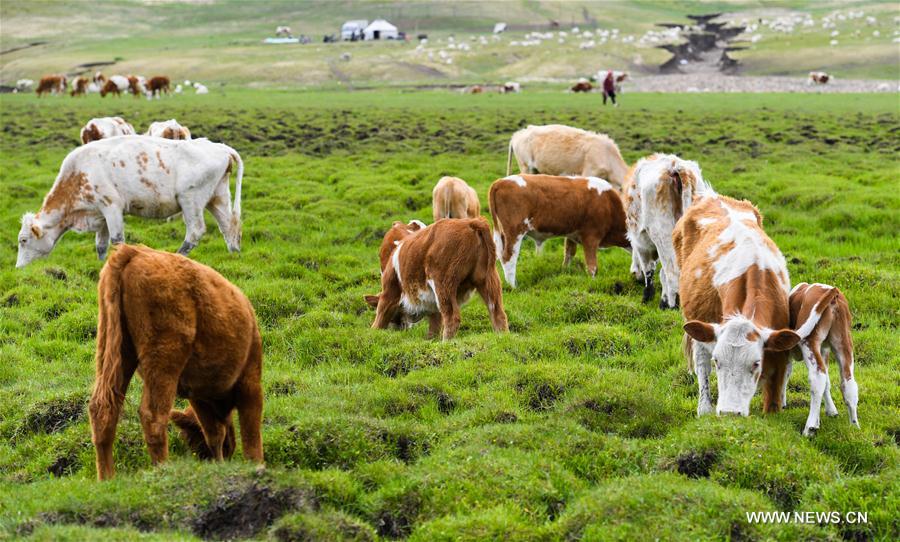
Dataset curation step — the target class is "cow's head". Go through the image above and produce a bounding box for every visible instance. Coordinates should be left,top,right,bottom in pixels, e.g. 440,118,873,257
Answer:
16,213,54,268
363,293,422,329
685,315,800,416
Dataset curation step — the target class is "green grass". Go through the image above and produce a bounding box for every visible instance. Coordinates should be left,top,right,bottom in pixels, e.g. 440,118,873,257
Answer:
0,89,898,540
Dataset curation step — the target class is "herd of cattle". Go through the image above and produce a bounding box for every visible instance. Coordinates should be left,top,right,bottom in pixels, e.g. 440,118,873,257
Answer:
20,72,209,97
13,116,859,480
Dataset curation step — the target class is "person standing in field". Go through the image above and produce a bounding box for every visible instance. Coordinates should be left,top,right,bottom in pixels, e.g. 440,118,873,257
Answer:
602,70,617,107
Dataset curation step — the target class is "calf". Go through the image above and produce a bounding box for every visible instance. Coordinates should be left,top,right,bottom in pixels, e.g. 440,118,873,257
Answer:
147,119,191,140
146,76,171,98
36,74,67,96
675,195,800,416
785,282,859,435
501,81,521,94
624,154,712,308
70,76,90,97
16,136,243,267
809,72,831,85
100,75,130,97
378,219,426,272
89,244,263,480
571,80,593,93
507,124,629,190
127,75,147,96
365,218,508,340
80,117,137,144
432,176,480,222
489,174,630,287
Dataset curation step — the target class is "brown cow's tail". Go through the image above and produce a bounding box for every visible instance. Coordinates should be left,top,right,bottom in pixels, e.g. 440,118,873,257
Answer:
91,245,139,421
471,217,500,283
683,332,693,373
487,183,504,258
663,158,698,223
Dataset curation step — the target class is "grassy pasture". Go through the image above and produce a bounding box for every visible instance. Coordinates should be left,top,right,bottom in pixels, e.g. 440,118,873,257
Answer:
0,89,898,541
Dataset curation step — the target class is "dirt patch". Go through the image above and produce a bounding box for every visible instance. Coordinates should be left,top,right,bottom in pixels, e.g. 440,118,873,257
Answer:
374,492,420,539
3,293,19,307
520,380,565,412
192,482,314,541
494,411,518,424
44,268,68,281
18,395,86,436
676,450,719,478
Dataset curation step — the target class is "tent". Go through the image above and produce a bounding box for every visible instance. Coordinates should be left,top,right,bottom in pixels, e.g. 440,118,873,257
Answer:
341,20,368,40
493,22,507,34
363,19,398,40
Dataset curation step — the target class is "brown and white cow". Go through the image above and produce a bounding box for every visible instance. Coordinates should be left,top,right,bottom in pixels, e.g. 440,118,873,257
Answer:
675,195,801,417
624,154,713,308
507,124,629,190
808,72,831,85
70,76,90,97
127,75,147,96
571,80,593,93
36,74,67,96
365,218,508,340
16,136,244,267
785,282,859,435
80,117,137,144
500,81,521,94
146,119,191,140
489,174,630,287
100,75,130,97
146,76,171,98
432,176,480,222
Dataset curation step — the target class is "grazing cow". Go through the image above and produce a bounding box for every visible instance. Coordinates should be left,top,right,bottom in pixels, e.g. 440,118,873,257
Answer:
808,72,831,85
507,124,630,190
100,75,130,97
501,81,521,94
70,76,90,97
146,76,171,98
365,218,508,340
127,75,147,96
16,135,243,267
80,117,136,144
464,85,484,94
170,405,236,460
489,174,630,287
571,80,592,93
624,154,712,308
146,119,191,140
276,25,293,37
93,71,107,85
785,282,859,435
432,176,480,222
36,75,67,96
89,244,263,480
675,195,801,417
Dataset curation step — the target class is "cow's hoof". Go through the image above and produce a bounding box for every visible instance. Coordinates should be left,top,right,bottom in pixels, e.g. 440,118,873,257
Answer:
697,403,714,417
802,425,818,437
825,409,839,418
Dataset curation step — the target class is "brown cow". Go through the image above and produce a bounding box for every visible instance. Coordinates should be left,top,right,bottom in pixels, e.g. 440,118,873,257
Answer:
36,74,67,96
127,75,146,96
571,80,593,93
365,218,508,340
89,244,263,480
70,76,90,97
507,124,630,190
675,195,800,417
100,79,122,97
786,282,859,435
489,174,630,287
432,176,480,222
146,75,171,98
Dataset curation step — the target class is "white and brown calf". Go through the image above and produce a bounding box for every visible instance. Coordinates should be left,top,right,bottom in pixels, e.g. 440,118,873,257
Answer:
784,282,859,435
432,176,480,222
365,218,508,340
676,195,801,416
16,136,243,267
80,117,137,144
378,219,426,273
146,119,192,140
100,75,130,97
507,124,629,190
624,154,712,308
489,174,630,287
808,72,831,85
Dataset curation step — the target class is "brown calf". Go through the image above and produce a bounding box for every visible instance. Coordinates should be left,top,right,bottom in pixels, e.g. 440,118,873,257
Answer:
70,76,89,97
365,218,508,340
127,75,145,96
89,244,263,480
146,75,171,98
786,282,859,435
676,195,800,417
432,176,480,222
36,74,67,96
489,174,629,287
378,220,426,272
100,79,122,97
571,81,592,93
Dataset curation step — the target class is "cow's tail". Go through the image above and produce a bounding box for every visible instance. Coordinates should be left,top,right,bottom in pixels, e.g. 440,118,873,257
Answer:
488,183,504,258
682,332,693,373
228,148,244,222
664,158,696,222
506,139,513,176
471,217,498,278
91,245,138,422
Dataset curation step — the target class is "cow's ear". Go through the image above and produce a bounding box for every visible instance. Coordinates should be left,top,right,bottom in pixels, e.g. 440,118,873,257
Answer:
684,321,716,343
30,224,42,239
364,294,380,308
764,329,800,352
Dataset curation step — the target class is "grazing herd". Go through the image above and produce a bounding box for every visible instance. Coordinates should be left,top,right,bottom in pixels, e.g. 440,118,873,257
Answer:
14,108,859,479
30,72,203,98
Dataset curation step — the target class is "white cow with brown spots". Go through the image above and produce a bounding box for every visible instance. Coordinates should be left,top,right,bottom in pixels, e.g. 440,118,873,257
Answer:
624,154,712,309
675,195,801,417
785,282,859,435
489,174,630,287
432,176,480,222
146,119,192,140
16,136,243,267
507,124,629,190
80,117,137,144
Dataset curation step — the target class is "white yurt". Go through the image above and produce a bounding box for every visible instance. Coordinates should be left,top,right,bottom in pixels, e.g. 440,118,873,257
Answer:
341,20,368,40
363,19,398,40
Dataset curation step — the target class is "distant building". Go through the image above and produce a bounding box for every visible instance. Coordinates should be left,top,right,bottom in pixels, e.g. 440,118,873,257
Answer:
363,19,399,40
341,19,368,40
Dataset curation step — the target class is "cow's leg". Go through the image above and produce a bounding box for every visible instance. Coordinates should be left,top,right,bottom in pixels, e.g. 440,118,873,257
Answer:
563,238,578,267
95,224,110,260
206,184,239,252
235,341,264,462
178,198,207,255
500,231,525,288
581,235,600,277
89,354,138,481
437,286,462,340
101,206,125,245
801,341,828,436
533,238,544,255
694,341,714,416
830,332,859,428
655,242,680,309
633,239,656,303
782,359,794,408
188,399,228,461
477,270,509,332
138,372,179,465
426,313,442,339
